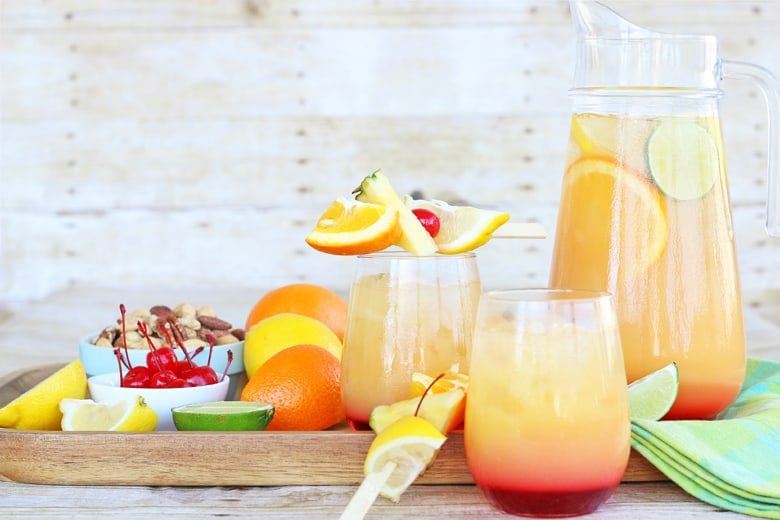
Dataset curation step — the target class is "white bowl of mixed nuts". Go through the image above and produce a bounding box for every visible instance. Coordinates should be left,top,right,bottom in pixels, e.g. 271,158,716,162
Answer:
79,303,245,377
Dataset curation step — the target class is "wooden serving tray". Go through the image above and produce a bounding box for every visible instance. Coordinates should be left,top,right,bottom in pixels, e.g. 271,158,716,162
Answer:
0,364,666,487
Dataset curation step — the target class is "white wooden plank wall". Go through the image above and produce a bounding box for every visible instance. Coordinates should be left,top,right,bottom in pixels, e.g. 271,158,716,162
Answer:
1,0,779,307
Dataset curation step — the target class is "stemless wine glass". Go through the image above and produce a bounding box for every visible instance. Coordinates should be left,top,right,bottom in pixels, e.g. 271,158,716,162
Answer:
341,251,481,431
465,289,630,518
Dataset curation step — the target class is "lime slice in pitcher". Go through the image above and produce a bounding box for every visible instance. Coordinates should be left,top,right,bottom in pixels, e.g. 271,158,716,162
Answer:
172,401,274,431
647,119,720,200
628,363,679,421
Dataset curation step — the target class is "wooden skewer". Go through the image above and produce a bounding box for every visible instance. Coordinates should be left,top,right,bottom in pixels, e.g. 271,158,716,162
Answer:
492,222,547,239
339,461,398,520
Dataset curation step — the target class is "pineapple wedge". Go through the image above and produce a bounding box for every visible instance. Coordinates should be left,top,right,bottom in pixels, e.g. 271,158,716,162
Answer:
353,170,437,256
368,388,466,435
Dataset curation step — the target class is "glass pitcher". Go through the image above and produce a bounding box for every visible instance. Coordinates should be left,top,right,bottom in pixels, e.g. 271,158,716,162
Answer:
549,0,780,419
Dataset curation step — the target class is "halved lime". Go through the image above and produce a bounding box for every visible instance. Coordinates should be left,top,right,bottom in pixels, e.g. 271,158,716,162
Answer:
172,401,274,431
647,119,720,201
628,363,679,421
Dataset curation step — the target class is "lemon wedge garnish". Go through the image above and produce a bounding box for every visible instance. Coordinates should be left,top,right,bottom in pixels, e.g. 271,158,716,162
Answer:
364,416,446,502
60,395,158,432
341,416,446,516
404,197,509,254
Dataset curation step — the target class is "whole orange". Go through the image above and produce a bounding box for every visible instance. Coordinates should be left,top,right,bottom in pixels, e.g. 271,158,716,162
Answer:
240,344,344,431
245,283,348,341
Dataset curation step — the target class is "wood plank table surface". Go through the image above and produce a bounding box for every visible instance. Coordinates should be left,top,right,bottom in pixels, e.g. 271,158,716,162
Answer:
1,287,779,519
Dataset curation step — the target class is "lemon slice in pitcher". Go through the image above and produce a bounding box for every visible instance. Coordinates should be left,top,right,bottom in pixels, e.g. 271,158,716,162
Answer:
572,114,656,173
647,119,720,201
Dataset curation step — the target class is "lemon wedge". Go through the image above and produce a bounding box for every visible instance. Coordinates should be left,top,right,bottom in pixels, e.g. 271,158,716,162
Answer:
404,197,509,254
363,416,446,502
342,416,446,517
60,395,158,432
0,359,87,430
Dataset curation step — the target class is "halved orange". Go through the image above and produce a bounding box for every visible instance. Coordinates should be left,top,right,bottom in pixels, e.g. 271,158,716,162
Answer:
410,371,469,398
305,198,402,255
552,157,668,287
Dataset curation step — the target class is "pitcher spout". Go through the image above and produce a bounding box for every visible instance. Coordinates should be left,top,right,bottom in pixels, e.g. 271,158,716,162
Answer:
570,0,652,40
569,0,721,91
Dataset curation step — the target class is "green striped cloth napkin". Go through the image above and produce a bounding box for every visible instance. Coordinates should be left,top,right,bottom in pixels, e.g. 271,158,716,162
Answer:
631,358,780,519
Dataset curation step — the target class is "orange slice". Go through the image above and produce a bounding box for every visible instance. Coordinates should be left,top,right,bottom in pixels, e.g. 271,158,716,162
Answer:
305,198,402,255
410,371,469,397
553,157,668,287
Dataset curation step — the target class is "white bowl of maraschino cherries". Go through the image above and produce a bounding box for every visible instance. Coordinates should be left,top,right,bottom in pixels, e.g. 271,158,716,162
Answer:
87,309,232,431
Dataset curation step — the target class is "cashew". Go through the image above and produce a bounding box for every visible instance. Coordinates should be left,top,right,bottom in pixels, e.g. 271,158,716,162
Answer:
216,333,239,345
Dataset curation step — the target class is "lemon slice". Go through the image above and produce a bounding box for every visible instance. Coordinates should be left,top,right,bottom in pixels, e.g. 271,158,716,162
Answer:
172,401,275,431
342,415,446,518
60,395,158,432
364,416,446,501
628,363,679,421
571,113,656,173
0,359,87,430
305,198,402,256
342,416,447,515
647,119,720,201
404,197,510,254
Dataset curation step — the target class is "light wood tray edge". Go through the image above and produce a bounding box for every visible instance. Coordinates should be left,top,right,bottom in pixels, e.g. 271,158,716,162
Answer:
0,364,667,487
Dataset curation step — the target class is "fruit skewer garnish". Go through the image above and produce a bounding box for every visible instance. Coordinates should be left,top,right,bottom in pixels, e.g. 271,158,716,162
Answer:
339,373,454,519
306,169,540,256
112,303,232,389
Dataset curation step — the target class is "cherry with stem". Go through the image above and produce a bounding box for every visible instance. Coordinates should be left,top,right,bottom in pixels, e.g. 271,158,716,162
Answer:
113,347,126,387
119,303,132,369
220,350,233,382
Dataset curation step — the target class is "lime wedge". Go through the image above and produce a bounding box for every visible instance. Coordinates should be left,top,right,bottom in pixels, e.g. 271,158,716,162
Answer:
172,401,274,431
647,119,719,201
628,363,679,421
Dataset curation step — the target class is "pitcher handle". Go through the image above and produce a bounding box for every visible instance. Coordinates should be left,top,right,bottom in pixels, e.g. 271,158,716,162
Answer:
723,60,780,236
